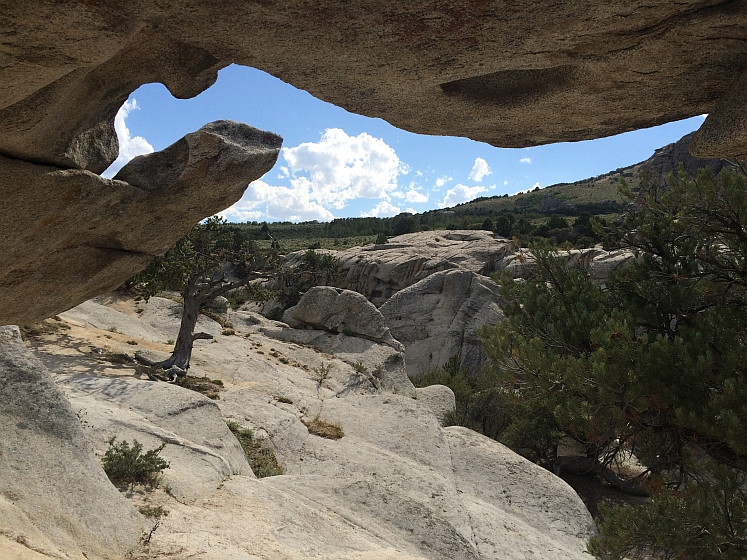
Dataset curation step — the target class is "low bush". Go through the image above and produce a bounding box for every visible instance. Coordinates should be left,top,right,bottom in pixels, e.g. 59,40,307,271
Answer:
138,505,169,519
175,375,224,399
101,437,169,488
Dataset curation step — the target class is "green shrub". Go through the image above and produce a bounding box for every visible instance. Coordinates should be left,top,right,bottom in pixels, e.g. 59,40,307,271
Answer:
101,437,169,488
227,421,283,478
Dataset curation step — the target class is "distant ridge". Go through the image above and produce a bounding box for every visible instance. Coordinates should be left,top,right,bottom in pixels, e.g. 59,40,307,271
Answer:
446,132,728,217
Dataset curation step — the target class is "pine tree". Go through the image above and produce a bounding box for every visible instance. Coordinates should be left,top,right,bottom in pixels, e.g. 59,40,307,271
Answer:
133,216,274,375
482,167,747,558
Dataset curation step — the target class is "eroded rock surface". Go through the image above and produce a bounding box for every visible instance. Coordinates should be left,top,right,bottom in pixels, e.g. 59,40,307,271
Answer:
0,326,143,559
283,231,514,305
0,121,281,326
2,2,746,326
380,269,504,376
8,296,596,559
3,2,746,156
291,286,404,351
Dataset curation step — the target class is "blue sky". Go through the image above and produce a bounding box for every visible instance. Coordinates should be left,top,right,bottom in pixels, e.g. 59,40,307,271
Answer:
104,64,707,223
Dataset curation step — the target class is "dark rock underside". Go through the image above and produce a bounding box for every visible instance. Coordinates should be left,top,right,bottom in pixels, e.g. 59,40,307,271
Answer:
1,1,747,324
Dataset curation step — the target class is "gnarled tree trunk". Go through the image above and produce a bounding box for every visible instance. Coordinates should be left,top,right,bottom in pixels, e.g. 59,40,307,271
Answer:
160,292,201,372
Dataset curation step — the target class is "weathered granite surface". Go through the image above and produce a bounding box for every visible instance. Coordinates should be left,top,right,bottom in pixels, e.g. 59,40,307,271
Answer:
0,326,143,559
12,298,596,559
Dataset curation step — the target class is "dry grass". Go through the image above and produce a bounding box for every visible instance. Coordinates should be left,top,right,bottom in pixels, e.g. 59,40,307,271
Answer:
175,375,224,400
303,418,344,440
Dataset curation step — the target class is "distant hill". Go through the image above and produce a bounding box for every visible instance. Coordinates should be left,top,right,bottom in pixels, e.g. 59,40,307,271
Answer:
446,132,727,219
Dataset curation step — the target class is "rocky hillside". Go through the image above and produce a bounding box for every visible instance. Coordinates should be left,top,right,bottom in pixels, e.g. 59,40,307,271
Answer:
1,292,597,559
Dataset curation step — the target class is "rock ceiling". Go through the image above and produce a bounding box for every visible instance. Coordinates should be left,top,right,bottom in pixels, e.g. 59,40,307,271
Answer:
1,0,746,324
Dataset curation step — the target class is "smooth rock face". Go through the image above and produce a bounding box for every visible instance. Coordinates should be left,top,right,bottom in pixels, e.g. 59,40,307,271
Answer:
3,2,746,154
292,286,404,351
56,375,253,503
283,231,515,305
0,121,281,326
0,326,143,559
381,269,505,376
10,295,597,559
416,385,456,425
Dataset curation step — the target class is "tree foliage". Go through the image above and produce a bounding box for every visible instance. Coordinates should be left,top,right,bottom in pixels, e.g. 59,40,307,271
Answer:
132,216,275,372
481,167,747,558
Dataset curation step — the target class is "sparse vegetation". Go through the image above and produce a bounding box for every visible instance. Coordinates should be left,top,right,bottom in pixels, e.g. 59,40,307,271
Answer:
127,216,276,374
352,361,367,373
101,437,169,489
138,505,168,519
226,421,283,478
19,317,70,340
175,375,224,399
302,417,344,440
312,362,332,387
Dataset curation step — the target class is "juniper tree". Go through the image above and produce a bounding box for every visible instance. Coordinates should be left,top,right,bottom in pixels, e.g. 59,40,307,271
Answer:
133,216,274,374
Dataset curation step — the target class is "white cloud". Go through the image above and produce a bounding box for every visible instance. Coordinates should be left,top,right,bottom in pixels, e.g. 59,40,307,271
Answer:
437,184,488,208
504,180,509,185
520,157,532,164
361,200,402,218
513,182,543,196
468,158,491,182
101,99,154,178
282,128,407,209
222,179,335,222
435,175,452,189
405,208,417,214
405,187,428,203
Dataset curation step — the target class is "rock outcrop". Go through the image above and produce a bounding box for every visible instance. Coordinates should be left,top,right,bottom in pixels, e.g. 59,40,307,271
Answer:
3,2,746,156
0,121,281,326
415,384,457,425
380,269,504,376
499,246,635,286
640,131,728,180
2,2,746,325
13,299,596,559
291,286,404,351
283,231,514,305
0,326,143,559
